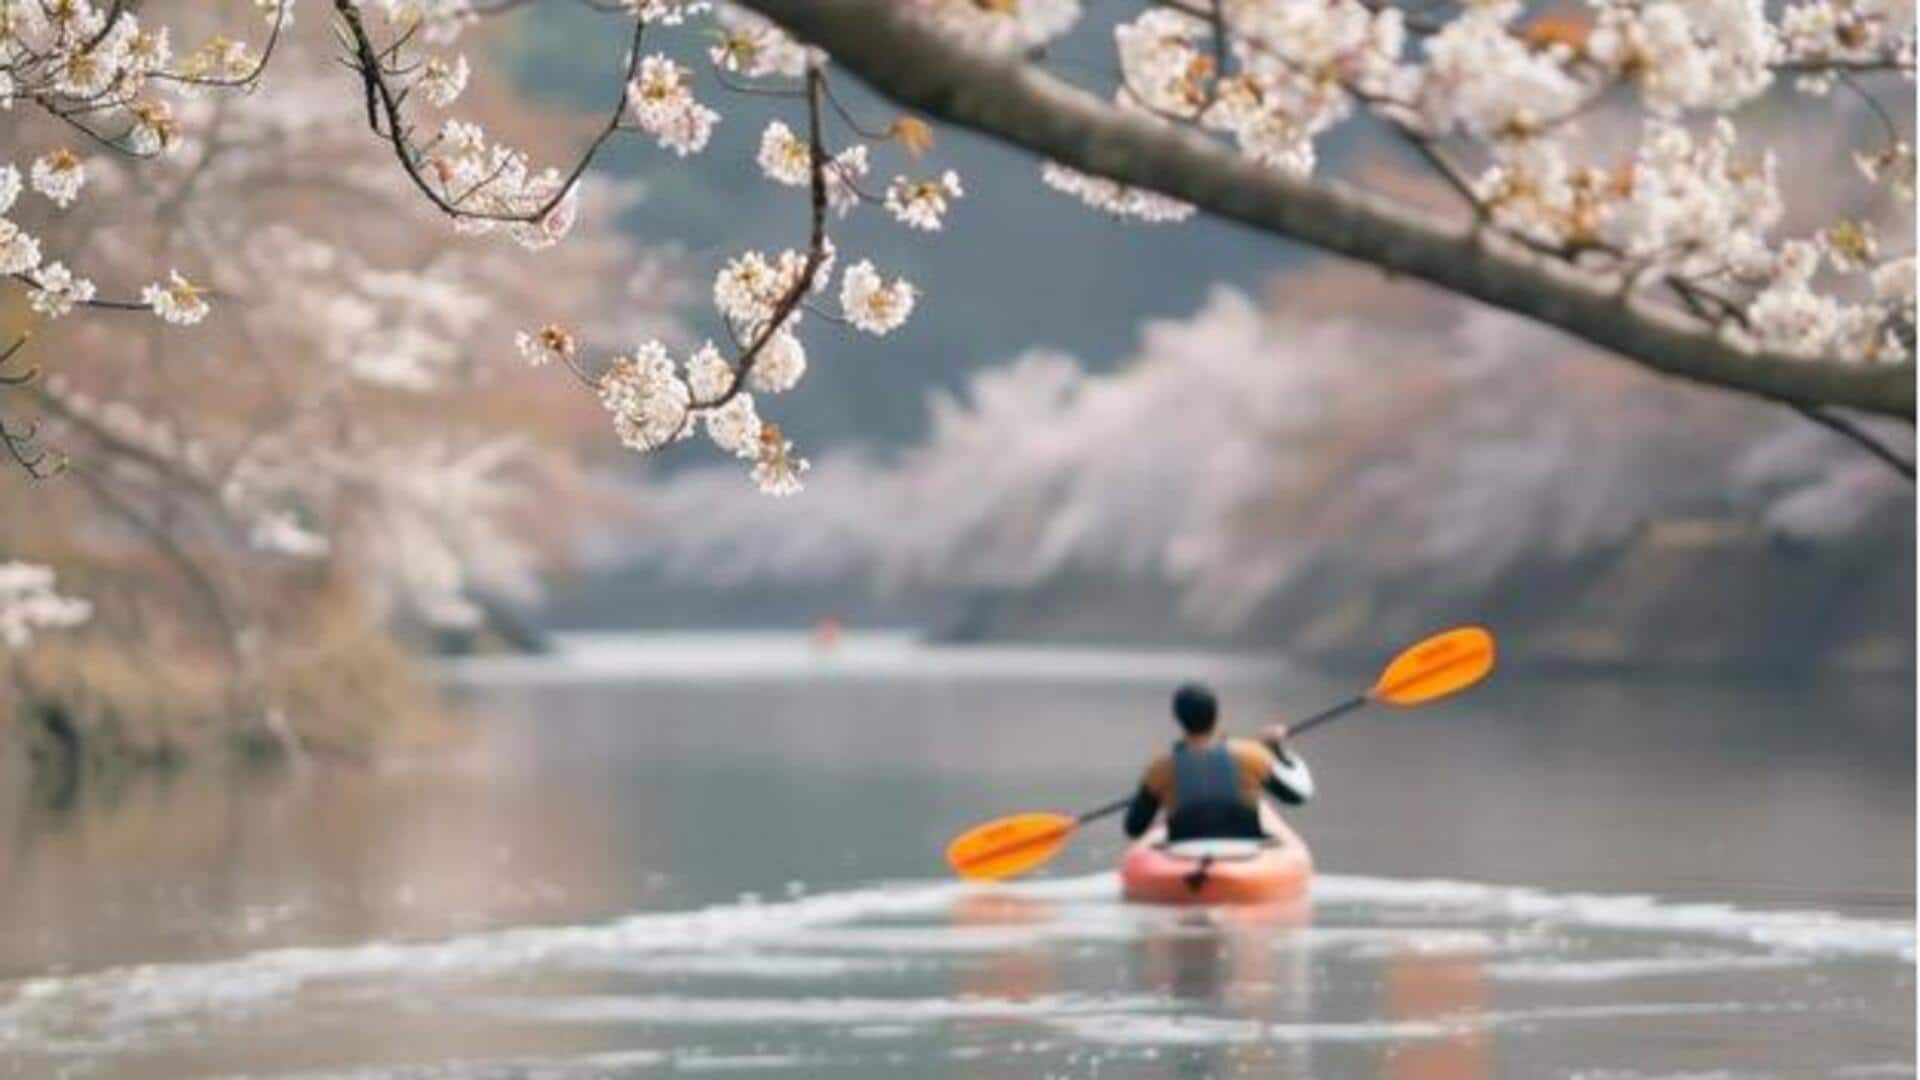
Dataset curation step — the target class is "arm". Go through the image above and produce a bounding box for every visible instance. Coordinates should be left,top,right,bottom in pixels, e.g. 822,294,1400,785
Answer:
1122,784,1160,839
1260,725,1314,806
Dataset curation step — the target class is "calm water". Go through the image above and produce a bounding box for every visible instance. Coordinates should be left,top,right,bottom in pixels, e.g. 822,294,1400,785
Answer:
0,633,1912,1078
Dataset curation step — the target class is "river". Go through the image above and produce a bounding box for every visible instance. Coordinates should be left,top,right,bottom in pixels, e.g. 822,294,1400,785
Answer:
0,632,1912,1078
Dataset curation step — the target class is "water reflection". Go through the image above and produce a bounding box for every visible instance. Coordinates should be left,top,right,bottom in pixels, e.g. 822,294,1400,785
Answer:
1134,906,1314,1078
0,745,662,980
1379,951,1489,1080
0,651,1910,1078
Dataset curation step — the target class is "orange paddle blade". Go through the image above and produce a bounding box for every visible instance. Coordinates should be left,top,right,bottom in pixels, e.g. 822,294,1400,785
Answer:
945,812,1079,881
1370,626,1496,707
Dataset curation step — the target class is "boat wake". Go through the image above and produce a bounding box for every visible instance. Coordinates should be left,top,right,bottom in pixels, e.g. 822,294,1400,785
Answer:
1,871,1909,1077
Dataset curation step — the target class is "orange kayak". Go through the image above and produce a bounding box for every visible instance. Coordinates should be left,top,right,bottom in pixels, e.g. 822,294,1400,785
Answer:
1120,813,1313,906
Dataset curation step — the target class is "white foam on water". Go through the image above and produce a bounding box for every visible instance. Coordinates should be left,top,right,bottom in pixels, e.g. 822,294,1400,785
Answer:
1313,874,1916,961
0,875,1009,1050
1053,1013,1449,1046
216,1048,710,1080
3,868,1907,1064
457,991,1167,1026
587,951,913,979
1309,926,1514,958
1484,953,1808,984
671,1052,817,1072
1052,1000,1766,1048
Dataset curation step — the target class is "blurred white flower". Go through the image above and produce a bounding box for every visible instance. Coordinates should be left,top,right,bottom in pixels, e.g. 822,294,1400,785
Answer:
825,145,868,215
1041,161,1194,222
598,341,691,451
705,393,762,458
417,53,470,108
748,327,806,392
627,0,710,25
627,55,718,156
750,422,808,495
142,270,211,326
686,341,734,400
756,120,810,185
249,510,331,558
127,100,182,155
30,148,85,208
29,262,95,318
884,171,963,230
840,259,916,335
0,221,36,275
0,562,91,650
908,0,1081,52
515,323,576,367
711,6,811,77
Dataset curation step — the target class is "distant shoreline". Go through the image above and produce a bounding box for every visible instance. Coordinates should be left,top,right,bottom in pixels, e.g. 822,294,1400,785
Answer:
437,629,1915,686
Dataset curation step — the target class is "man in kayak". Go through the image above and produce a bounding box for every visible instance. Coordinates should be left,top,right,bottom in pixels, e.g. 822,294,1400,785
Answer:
1122,682,1313,843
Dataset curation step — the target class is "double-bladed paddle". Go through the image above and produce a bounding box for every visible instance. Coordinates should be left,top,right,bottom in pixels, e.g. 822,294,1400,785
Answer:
943,625,1498,882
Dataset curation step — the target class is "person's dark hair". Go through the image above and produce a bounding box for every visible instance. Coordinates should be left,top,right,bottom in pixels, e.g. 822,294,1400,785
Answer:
1172,683,1218,735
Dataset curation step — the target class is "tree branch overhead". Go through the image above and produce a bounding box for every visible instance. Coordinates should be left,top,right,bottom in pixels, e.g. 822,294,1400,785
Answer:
740,0,1914,420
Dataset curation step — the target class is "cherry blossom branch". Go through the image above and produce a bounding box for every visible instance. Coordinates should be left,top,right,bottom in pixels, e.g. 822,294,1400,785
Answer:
0,409,62,480
7,272,152,313
1666,277,1912,476
736,0,1914,421
694,63,830,413
334,0,638,226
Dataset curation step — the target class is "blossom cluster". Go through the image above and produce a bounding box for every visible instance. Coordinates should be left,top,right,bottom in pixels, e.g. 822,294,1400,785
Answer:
629,55,720,156
711,4,813,77
575,240,923,495
494,3,960,494
0,562,91,649
1034,0,1914,367
904,0,1083,54
0,0,253,336
4,0,1907,506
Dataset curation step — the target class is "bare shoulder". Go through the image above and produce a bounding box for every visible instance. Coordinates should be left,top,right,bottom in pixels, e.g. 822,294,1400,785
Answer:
1228,736,1273,760
1229,738,1276,773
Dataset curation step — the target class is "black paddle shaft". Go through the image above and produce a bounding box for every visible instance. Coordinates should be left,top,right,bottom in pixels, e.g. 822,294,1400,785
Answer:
1074,692,1368,826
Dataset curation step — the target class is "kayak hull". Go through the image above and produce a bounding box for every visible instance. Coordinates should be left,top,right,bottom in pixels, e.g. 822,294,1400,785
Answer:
1120,813,1313,906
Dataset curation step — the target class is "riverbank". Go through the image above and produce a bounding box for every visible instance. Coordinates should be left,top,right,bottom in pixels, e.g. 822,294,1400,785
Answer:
0,630,458,802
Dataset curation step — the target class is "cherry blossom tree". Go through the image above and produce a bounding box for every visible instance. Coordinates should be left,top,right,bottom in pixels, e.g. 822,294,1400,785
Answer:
612,277,1912,642
1,6,676,756
3,0,1913,502
738,0,1914,433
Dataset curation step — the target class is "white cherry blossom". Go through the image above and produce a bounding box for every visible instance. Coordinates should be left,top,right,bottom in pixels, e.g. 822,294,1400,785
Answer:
756,120,810,185
29,262,95,318
417,54,470,108
705,393,763,457
0,220,40,275
628,54,719,156
748,328,806,392
142,271,211,326
30,148,85,208
599,341,692,451
841,260,917,335
884,172,963,230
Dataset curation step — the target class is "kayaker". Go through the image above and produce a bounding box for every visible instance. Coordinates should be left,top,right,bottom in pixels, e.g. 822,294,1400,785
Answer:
1122,682,1314,843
